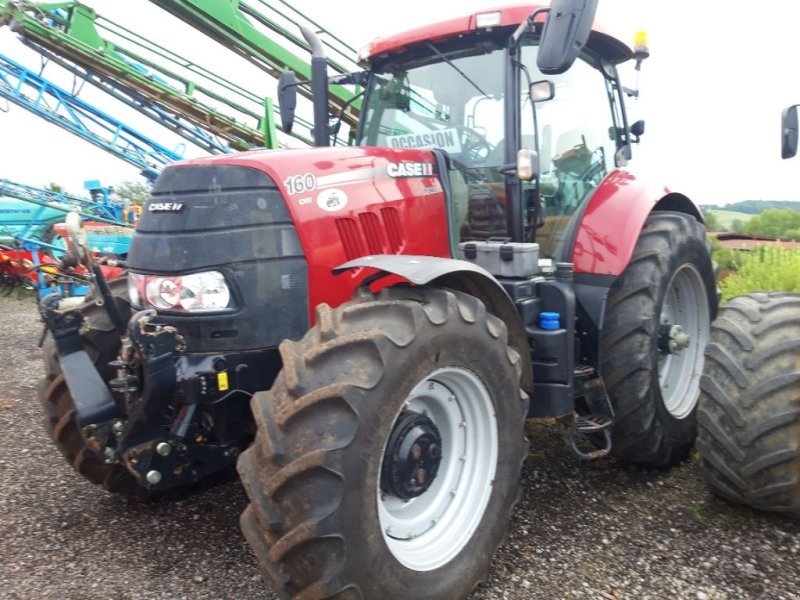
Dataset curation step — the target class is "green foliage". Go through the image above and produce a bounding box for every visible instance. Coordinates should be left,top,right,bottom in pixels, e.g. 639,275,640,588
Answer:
44,182,64,193
741,208,800,240
702,210,722,232
710,237,744,275
114,180,151,205
720,246,800,302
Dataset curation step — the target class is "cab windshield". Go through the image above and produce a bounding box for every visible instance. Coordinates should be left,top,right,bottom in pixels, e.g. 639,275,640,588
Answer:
358,43,506,170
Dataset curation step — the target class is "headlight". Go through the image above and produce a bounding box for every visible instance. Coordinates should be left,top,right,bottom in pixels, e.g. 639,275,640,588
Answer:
128,271,232,313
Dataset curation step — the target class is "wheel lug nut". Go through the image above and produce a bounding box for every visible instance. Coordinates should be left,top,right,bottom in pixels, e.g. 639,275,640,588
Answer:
411,443,423,460
146,470,162,485
155,442,172,456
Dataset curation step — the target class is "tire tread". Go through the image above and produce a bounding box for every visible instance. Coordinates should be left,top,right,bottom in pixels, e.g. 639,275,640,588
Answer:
697,292,800,516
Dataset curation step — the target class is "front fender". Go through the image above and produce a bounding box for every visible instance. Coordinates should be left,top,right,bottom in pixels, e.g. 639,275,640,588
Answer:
334,255,533,392
571,170,703,276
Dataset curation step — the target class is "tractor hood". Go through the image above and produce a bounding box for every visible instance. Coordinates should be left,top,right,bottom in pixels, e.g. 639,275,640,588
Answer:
132,146,452,333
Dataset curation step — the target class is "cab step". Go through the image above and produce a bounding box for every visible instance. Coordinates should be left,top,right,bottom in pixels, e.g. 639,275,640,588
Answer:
569,413,613,460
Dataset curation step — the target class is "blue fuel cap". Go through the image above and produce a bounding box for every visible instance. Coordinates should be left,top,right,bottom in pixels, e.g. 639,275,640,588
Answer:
540,311,561,331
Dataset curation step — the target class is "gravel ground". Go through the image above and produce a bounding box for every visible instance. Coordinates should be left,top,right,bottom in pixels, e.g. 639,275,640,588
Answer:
1,293,798,600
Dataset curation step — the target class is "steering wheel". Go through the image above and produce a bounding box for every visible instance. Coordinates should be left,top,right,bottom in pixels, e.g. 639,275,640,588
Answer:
460,128,493,163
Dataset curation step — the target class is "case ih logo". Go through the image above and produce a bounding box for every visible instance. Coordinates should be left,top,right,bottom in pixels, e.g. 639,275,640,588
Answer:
387,162,435,178
148,202,184,213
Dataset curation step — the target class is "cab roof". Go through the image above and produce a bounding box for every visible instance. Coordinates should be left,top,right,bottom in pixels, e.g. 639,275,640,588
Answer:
364,4,632,65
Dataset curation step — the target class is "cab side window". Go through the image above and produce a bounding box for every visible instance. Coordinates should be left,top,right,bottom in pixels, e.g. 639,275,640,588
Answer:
520,46,619,257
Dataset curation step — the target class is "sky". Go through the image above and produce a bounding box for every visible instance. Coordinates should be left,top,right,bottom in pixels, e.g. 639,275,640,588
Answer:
0,0,799,206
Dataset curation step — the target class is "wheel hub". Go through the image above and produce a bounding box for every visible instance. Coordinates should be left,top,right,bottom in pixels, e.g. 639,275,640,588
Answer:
659,323,691,355
381,411,443,499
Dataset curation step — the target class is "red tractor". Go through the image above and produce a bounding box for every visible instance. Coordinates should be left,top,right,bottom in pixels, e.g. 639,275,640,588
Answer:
695,106,800,518
39,1,719,597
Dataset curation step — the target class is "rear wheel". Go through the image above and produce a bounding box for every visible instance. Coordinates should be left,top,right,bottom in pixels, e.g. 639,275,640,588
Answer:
601,212,717,466
697,293,800,516
238,285,528,599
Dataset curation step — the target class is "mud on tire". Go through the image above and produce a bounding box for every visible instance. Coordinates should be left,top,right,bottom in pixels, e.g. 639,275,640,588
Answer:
697,292,800,517
601,211,717,467
238,285,529,599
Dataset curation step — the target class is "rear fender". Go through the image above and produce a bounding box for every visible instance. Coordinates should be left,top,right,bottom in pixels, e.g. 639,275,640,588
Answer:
571,170,703,276
334,255,533,392
568,172,704,369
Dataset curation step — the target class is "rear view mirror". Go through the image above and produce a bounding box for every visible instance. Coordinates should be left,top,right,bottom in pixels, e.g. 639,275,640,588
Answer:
781,104,798,159
630,119,645,143
277,71,298,134
530,80,555,102
537,0,599,75
517,149,539,181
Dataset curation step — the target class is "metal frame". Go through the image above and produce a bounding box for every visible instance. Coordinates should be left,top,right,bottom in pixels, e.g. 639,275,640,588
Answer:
0,52,181,179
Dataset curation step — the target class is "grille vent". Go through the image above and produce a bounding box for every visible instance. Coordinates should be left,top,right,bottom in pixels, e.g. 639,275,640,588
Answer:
336,208,405,259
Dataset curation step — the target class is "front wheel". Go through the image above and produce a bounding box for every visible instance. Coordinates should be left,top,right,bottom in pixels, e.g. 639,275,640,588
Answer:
601,211,717,466
238,286,528,599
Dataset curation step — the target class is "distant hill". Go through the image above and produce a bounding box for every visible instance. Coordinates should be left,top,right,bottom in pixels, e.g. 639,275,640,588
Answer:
699,200,800,214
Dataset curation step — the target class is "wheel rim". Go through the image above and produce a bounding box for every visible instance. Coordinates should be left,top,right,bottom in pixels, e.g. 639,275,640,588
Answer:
658,263,710,419
378,367,498,571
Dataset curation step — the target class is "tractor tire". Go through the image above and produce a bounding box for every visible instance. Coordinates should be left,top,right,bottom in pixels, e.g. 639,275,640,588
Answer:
38,279,144,497
601,211,717,467
697,293,800,517
238,285,528,599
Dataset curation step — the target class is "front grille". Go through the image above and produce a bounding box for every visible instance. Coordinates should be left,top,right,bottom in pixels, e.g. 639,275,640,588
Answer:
128,164,309,352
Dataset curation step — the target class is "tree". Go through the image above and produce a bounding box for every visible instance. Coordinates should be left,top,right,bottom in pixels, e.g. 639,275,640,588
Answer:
741,208,800,240
114,180,151,206
703,210,722,232
45,182,64,193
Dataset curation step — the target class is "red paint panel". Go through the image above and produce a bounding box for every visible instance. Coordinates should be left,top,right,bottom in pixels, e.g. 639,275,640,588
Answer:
571,170,674,276
176,147,450,321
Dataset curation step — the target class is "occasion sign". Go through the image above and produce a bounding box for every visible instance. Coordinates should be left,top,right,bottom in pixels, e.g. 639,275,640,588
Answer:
385,127,462,154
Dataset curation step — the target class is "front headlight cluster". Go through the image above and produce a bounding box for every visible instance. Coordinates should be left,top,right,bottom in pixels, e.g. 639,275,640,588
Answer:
128,271,232,313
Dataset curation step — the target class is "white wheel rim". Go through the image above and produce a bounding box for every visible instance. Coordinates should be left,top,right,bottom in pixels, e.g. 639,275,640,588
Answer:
658,263,710,419
377,367,498,571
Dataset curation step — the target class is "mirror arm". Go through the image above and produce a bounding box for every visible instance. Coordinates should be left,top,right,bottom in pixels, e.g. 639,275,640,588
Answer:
499,162,518,175
90,263,127,334
511,7,549,47
329,71,369,86
622,85,639,98
331,89,365,146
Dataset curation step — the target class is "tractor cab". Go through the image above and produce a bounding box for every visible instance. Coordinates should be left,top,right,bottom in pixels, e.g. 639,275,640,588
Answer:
289,4,639,260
